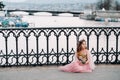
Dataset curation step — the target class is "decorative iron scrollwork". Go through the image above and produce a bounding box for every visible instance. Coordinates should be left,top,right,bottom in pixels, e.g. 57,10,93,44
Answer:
0,27,120,67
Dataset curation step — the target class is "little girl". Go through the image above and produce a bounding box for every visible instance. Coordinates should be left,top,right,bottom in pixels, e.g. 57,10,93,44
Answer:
59,39,95,73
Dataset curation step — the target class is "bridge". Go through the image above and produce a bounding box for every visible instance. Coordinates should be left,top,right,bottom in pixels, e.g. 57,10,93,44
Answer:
4,10,83,17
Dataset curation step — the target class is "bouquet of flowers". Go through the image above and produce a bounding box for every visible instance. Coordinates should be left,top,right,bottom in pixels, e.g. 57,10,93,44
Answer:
78,54,88,64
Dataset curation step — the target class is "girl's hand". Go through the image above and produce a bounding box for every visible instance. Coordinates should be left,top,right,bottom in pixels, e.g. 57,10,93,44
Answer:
85,61,89,64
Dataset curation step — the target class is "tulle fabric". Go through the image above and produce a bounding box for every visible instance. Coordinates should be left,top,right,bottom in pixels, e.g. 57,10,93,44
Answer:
59,50,95,73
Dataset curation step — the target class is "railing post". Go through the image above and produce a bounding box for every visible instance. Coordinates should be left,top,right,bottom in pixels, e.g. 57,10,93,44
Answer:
87,35,90,50
96,35,99,64
66,36,69,64
26,36,29,66
76,36,79,43
36,36,39,65
46,36,49,65
56,36,59,65
106,35,109,64
5,37,8,66
76,36,79,52
115,35,118,64
15,37,19,66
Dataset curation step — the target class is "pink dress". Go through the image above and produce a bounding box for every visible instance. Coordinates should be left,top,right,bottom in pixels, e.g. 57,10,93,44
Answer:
59,49,95,73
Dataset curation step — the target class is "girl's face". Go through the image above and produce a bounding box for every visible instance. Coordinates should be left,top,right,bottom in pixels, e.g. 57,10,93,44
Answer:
81,41,87,49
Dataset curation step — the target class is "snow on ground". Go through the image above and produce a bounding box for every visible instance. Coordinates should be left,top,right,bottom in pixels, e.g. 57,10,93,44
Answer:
22,15,120,27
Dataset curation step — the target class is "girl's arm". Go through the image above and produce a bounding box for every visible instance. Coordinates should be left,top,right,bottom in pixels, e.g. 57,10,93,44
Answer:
73,52,79,61
85,50,90,64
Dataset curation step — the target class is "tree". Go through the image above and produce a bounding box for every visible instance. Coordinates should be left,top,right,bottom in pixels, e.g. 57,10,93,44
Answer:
0,1,5,10
96,0,119,10
116,0,120,10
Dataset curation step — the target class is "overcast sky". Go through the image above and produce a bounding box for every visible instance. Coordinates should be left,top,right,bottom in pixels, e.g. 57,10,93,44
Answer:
2,0,26,2
2,0,98,3
2,0,120,3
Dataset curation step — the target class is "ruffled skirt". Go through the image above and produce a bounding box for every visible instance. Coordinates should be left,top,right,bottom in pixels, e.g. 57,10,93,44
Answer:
59,61,93,73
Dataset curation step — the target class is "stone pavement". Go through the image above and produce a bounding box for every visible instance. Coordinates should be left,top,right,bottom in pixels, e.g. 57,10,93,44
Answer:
0,65,120,80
